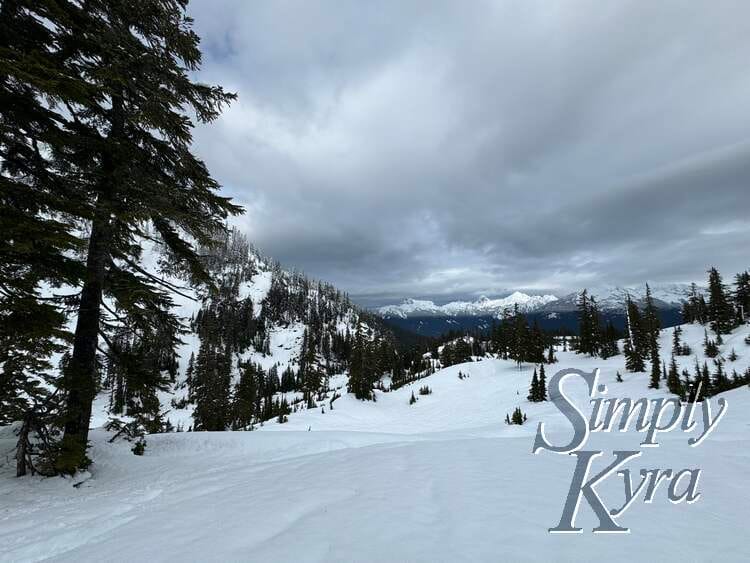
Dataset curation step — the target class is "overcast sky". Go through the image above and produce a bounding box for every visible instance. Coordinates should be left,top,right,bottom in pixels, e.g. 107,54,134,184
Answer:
187,0,749,307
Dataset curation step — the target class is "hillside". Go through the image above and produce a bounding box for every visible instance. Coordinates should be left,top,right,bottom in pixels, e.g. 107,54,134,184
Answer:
81,229,398,434
2,322,749,561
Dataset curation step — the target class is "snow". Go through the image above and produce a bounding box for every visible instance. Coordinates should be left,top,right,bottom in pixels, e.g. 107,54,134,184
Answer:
238,269,272,316
242,321,305,373
2,323,750,561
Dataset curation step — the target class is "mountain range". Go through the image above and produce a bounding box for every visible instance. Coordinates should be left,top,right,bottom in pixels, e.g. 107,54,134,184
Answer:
376,283,700,336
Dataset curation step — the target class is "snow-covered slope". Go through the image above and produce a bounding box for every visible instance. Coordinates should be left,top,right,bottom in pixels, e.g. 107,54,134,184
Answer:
2,322,749,562
83,230,391,431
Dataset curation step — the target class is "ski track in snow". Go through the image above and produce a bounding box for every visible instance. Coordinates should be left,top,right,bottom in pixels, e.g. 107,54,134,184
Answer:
1,323,750,562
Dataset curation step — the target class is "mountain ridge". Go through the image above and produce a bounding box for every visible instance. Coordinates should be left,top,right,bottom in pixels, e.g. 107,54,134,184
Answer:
377,282,701,320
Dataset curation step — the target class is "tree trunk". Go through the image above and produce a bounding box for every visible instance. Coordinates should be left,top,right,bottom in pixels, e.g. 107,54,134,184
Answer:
15,412,31,477
58,212,110,471
58,92,123,472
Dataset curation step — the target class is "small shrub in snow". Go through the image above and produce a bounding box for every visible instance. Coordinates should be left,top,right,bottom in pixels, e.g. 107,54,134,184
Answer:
505,407,527,425
418,385,432,396
132,439,146,456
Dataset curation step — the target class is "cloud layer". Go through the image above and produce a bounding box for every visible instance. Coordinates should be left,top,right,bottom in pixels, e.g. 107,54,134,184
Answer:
187,0,750,306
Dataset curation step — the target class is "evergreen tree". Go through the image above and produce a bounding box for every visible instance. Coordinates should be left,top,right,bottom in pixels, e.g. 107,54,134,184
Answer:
643,284,661,357
510,407,525,425
624,296,646,372
698,361,712,401
527,369,539,402
733,271,750,324
649,348,661,389
7,0,243,471
192,343,232,431
0,0,89,464
233,362,258,429
707,267,734,335
666,355,682,396
546,344,556,364
538,364,547,401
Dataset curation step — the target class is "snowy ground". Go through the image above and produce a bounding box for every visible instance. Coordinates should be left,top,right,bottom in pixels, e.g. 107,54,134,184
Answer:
1,323,749,562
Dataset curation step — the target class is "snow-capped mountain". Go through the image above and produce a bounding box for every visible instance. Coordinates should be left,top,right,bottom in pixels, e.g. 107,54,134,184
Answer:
378,292,559,319
545,282,701,313
378,283,699,320
376,283,700,336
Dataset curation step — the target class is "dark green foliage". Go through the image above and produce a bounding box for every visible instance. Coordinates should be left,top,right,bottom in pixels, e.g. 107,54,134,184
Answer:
643,285,661,356
527,369,539,401
666,356,682,396
489,305,552,366
624,296,648,372
192,343,233,431
682,283,708,324
712,359,728,392
409,391,417,405
649,348,661,389
707,267,734,335
232,362,259,430
527,365,547,402
0,0,85,453
577,290,601,357
1,0,243,471
418,385,432,396
734,271,750,325
703,329,719,358
507,407,526,425
348,327,376,400
132,439,146,456
440,338,473,367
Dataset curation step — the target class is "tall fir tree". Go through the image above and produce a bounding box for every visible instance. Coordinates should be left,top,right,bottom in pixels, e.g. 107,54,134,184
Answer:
624,296,646,372
649,347,661,389
538,364,547,401
35,1,242,471
527,369,539,402
707,267,734,335
732,271,749,325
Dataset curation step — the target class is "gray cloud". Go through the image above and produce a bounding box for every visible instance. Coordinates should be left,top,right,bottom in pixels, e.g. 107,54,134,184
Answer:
187,0,750,306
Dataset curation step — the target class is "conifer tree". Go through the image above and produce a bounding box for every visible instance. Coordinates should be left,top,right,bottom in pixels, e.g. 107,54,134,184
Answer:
699,361,712,400
547,344,556,364
233,362,258,429
538,364,547,401
734,271,750,324
649,348,661,389
707,267,734,335
7,0,243,471
666,355,682,396
0,0,88,445
527,369,539,402
624,296,646,372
